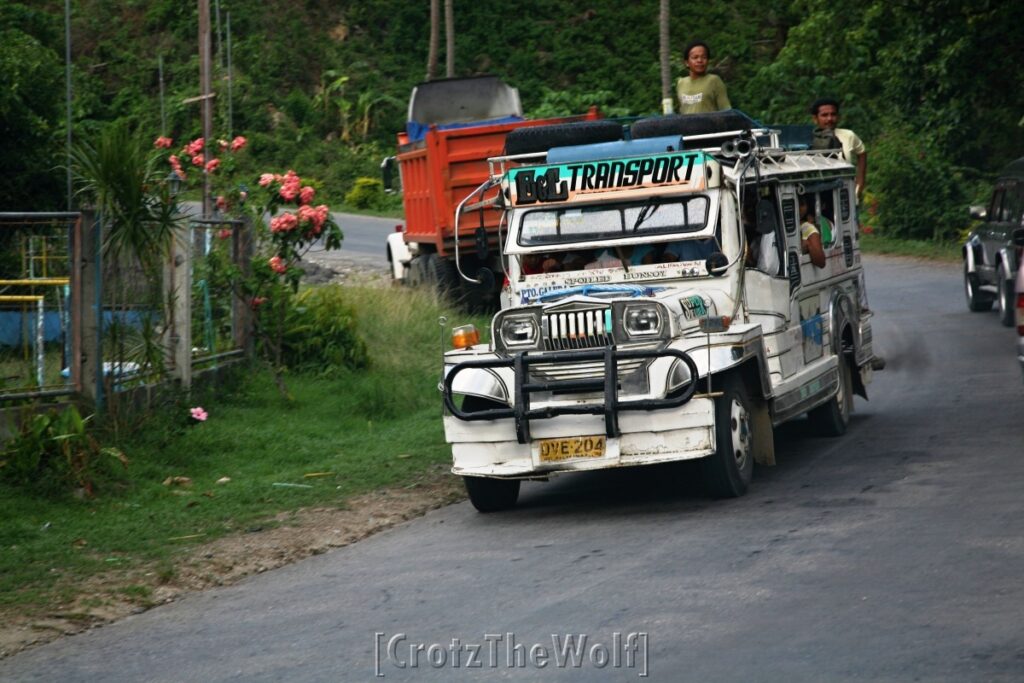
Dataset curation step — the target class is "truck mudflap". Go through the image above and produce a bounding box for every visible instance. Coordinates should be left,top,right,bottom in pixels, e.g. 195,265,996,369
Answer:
443,347,699,444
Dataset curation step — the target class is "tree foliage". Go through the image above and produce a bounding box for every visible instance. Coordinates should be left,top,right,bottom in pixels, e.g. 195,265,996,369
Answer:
5,0,1023,240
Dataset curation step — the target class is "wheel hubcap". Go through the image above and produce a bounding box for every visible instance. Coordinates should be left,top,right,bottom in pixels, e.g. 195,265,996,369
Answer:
730,399,751,469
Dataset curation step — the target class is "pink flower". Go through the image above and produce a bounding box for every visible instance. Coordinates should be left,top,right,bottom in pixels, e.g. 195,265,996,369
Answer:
268,255,287,273
191,154,205,167
174,169,187,180
279,170,301,201
204,158,221,173
299,186,315,205
250,296,268,309
270,212,298,233
215,195,228,210
184,137,205,156
297,204,329,235
154,136,173,149
218,228,232,240
190,406,208,422
258,173,276,187
230,135,247,152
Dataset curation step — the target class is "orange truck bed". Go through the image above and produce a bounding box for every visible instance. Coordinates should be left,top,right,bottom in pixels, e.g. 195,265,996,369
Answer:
397,110,600,257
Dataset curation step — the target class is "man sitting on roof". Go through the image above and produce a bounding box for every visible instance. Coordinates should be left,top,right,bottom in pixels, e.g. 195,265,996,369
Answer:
810,97,867,202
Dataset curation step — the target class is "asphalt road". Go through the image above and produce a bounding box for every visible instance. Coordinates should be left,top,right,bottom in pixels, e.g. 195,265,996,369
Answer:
2,255,1023,682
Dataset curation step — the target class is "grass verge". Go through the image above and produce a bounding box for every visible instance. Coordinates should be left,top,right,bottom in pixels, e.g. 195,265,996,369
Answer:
860,233,960,261
0,284,488,613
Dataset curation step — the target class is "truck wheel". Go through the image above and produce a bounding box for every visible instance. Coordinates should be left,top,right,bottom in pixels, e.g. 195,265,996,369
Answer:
997,263,1015,327
504,120,623,156
432,254,461,298
463,476,520,512
964,261,993,312
809,355,853,437
701,375,754,498
631,111,756,140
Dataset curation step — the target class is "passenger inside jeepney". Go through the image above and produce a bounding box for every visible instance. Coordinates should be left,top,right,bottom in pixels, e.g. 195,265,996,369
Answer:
742,196,781,274
799,196,827,268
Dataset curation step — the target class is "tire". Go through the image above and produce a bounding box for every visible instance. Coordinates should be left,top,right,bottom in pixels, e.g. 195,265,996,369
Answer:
463,476,520,512
631,110,757,140
432,254,461,297
701,375,754,498
997,263,1015,327
809,354,853,437
504,120,623,156
964,261,993,312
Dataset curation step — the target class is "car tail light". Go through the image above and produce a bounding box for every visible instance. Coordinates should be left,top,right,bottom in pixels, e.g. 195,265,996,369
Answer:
1017,292,1024,336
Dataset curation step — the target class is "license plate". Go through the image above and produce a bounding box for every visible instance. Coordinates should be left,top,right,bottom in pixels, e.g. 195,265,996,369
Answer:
538,435,607,462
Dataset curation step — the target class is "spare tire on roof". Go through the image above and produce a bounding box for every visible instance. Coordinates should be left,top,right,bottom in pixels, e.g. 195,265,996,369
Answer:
504,120,624,155
631,110,757,140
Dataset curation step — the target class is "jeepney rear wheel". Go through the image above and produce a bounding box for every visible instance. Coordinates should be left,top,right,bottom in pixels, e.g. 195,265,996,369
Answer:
809,354,853,437
701,375,754,498
964,261,993,312
463,477,521,513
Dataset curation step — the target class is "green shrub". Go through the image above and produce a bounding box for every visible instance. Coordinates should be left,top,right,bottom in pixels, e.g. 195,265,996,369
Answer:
0,405,128,496
278,285,370,373
869,124,971,242
344,176,386,210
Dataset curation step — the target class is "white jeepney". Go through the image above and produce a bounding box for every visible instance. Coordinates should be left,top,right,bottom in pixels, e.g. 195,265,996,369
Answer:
441,113,882,511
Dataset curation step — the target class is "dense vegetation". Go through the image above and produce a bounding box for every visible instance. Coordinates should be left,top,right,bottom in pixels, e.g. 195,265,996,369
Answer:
3,0,1022,240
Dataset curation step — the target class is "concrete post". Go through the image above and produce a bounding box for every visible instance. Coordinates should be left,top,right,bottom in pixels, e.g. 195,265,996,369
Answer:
78,209,103,409
166,228,192,388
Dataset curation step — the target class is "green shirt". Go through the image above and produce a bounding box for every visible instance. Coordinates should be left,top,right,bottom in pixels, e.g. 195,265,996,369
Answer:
675,74,731,114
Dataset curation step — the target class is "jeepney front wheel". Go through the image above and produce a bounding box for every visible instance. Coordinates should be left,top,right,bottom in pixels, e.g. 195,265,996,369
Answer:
702,375,754,498
463,476,521,513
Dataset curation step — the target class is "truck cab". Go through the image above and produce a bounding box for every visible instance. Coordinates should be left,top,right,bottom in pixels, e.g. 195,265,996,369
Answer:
441,112,882,511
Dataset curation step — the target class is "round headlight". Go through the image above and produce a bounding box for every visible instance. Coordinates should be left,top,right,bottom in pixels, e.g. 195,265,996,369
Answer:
624,305,663,337
500,315,538,348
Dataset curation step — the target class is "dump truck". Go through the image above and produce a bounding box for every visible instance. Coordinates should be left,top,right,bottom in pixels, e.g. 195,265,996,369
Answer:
383,75,614,308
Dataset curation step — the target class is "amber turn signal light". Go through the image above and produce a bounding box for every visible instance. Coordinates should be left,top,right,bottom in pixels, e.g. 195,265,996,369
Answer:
452,324,480,349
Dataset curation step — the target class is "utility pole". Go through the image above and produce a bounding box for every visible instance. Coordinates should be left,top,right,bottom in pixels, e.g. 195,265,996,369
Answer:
199,0,213,218
660,0,674,114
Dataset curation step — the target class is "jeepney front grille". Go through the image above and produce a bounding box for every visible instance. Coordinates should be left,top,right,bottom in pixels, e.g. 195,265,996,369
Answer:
542,308,612,351
531,358,647,383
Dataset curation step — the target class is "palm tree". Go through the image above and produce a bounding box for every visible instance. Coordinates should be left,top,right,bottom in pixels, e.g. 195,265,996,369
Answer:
660,0,673,114
426,0,439,80
444,0,454,77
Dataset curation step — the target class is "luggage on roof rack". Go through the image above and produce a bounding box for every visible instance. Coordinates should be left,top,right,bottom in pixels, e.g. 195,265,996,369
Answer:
630,110,759,140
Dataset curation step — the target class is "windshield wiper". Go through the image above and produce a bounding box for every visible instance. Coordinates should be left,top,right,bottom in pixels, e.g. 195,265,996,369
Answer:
632,198,660,232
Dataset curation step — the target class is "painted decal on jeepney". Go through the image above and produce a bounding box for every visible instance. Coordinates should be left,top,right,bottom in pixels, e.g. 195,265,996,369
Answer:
516,262,703,303
507,152,707,205
799,296,824,364
680,295,710,320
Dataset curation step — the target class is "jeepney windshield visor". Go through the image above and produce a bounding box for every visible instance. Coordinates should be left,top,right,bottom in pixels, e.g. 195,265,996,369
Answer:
517,196,710,247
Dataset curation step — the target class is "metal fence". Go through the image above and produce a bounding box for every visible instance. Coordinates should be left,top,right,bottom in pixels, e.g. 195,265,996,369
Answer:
0,210,252,410
0,213,82,400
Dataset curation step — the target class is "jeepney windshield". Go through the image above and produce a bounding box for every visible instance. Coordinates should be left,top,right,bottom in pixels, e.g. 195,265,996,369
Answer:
517,196,710,247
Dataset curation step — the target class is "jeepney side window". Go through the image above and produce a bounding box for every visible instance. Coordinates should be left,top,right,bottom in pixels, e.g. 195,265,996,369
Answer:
840,187,851,222
817,190,837,246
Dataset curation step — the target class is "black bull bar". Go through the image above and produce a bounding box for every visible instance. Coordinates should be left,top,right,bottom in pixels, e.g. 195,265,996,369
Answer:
443,347,700,444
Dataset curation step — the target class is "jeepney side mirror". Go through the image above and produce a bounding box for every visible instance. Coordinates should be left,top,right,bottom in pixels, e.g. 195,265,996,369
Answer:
1012,228,1024,247
969,205,987,220
756,198,778,235
381,156,396,193
705,251,728,277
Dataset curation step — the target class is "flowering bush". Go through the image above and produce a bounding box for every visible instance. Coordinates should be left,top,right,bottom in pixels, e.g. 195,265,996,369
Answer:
153,133,347,396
